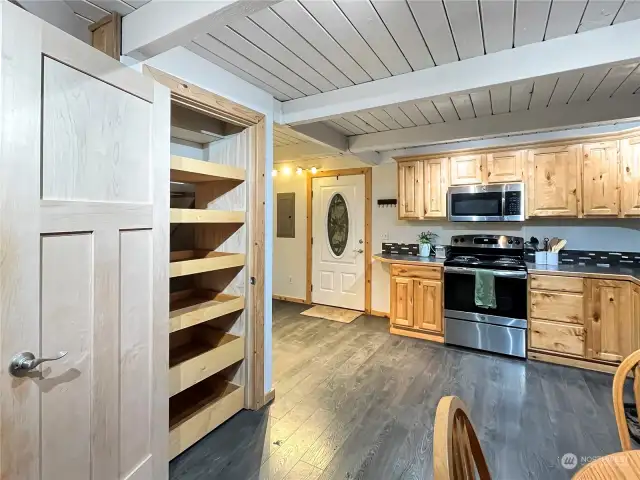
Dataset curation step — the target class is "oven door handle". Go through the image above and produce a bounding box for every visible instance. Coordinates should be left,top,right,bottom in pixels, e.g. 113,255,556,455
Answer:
444,266,528,279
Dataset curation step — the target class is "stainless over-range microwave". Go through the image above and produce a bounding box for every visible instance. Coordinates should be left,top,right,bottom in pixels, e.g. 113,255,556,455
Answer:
447,183,524,222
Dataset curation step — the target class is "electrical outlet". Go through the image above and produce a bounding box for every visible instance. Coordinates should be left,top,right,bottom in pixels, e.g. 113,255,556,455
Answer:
288,276,293,284
381,232,389,241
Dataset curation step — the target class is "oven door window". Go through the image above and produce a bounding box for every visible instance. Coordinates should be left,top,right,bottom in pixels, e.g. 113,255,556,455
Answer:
444,272,527,319
450,192,503,217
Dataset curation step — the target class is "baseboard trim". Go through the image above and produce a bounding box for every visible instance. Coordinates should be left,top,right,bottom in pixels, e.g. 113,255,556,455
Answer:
273,295,308,304
528,351,618,374
264,388,276,405
370,310,389,318
390,326,444,343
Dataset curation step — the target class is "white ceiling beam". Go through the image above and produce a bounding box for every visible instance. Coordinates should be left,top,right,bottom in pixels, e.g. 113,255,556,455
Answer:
274,142,341,162
348,96,640,152
281,19,640,125
290,123,348,151
122,0,281,59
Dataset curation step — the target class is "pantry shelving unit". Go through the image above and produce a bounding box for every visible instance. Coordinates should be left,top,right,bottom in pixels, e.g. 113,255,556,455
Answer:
144,65,267,461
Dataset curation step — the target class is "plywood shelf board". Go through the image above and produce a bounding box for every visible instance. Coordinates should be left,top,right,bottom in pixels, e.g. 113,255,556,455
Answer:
169,250,245,278
169,327,244,396
169,377,244,459
171,155,245,183
170,289,245,333
170,208,245,224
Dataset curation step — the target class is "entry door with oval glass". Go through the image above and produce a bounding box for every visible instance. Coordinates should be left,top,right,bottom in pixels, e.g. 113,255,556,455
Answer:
312,175,365,310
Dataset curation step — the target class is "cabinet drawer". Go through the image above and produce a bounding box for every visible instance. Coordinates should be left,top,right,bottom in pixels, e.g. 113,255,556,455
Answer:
391,264,442,280
530,274,584,293
530,290,584,324
530,320,586,357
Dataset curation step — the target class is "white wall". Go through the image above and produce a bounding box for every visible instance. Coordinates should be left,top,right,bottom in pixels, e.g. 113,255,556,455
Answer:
133,47,276,394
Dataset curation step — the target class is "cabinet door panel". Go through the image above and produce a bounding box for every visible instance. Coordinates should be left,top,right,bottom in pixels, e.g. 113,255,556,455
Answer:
527,145,580,217
423,157,448,218
398,161,422,219
414,279,442,333
391,277,413,327
586,279,631,363
621,136,640,216
486,150,524,183
582,141,620,216
449,154,484,185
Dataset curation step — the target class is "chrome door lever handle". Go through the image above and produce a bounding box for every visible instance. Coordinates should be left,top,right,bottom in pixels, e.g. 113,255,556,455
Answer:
9,351,67,377
353,249,364,254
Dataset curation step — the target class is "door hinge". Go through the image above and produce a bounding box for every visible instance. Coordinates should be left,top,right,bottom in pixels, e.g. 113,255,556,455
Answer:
311,236,314,245
311,284,313,292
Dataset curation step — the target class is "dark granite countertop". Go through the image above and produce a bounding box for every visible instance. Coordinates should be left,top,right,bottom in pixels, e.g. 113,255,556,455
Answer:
527,263,640,285
373,253,446,265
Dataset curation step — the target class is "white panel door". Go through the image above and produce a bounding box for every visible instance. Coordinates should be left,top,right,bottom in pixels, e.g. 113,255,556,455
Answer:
312,175,365,310
0,4,169,480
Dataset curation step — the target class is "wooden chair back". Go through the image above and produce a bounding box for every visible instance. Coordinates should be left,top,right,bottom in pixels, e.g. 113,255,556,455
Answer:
612,349,640,451
434,396,491,480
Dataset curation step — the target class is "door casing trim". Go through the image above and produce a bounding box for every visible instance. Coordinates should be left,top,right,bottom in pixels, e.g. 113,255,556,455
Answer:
306,168,372,313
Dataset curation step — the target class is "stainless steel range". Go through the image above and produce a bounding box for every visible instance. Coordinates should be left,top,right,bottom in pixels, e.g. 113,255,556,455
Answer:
444,234,528,358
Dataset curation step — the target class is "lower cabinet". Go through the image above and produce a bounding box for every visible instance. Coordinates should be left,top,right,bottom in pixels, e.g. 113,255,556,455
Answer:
390,265,444,337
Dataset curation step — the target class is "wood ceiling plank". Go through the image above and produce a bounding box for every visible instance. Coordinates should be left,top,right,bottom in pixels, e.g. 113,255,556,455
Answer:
384,106,415,128
270,1,370,85
324,120,356,136
545,0,587,40
369,108,403,130
211,27,320,96
614,0,640,24
65,0,110,21
514,0,551,46
432,98,460,122
415,100,445,124
529,76,558,110
342,114,377,134
548,71,583,105
569,67,610,102
578,0,624,32
229,19,336,93
249,9,353,89
299,0,389,80
370,0,434,71
444,0,485,60
332,117,366,135
450,94,476,119
407,0,459,65
479,0,514,54
355,112,390,131
336,0,412,75
490,85,511,114
470,90,492,117
612,64,640,96
510,81,534,112
399,104,429,126
590,63,638,100
191,36,303,99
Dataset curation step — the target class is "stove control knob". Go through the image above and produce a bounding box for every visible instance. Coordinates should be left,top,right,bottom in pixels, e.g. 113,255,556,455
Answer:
460,238,465,243
514,239,521,245
508,239,513,244
453,238,458,243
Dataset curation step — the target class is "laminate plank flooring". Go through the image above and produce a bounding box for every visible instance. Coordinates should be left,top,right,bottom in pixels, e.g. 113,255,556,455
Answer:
171,300,630,480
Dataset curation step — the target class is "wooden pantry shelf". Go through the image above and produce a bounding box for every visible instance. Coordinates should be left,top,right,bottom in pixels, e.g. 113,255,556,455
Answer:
170,289,245,333
169,376,244,459
170,208,245,224
169,325,244,397
170,250,245,278
171,155,245,183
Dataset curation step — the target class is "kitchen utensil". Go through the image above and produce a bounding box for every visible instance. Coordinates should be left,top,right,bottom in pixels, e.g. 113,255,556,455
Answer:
543,238,550,251
548,237,559,251
530,237,539,251
552,239,567,253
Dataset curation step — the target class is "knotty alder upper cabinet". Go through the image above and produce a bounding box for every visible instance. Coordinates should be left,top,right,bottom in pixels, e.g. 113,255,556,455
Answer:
423,157,448,218
398,160,422,219
486,150,525,183
449,154,484,185
527,145,581,217
582,141,620,216
621,136,640,216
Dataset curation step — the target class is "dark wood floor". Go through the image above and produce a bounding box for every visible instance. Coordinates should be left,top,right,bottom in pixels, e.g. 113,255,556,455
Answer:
170,300,627,480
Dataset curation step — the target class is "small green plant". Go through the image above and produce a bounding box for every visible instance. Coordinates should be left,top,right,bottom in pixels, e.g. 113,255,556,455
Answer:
417,231,438,244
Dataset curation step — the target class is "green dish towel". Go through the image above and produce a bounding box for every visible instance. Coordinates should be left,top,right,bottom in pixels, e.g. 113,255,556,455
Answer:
474,269,497,309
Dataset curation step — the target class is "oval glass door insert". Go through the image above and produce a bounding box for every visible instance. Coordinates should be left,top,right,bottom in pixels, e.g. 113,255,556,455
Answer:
327,193,349,257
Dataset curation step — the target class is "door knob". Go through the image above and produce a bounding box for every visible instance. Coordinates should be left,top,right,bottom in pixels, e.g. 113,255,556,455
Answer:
354,249,364,254
9,351,67,377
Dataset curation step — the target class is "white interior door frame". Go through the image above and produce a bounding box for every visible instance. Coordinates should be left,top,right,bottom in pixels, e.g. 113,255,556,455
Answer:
0,3,169,479
306,168,372,313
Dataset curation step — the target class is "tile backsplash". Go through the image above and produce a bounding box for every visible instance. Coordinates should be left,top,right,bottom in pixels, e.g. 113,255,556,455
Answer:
382,242,419,256
524,250,640,267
